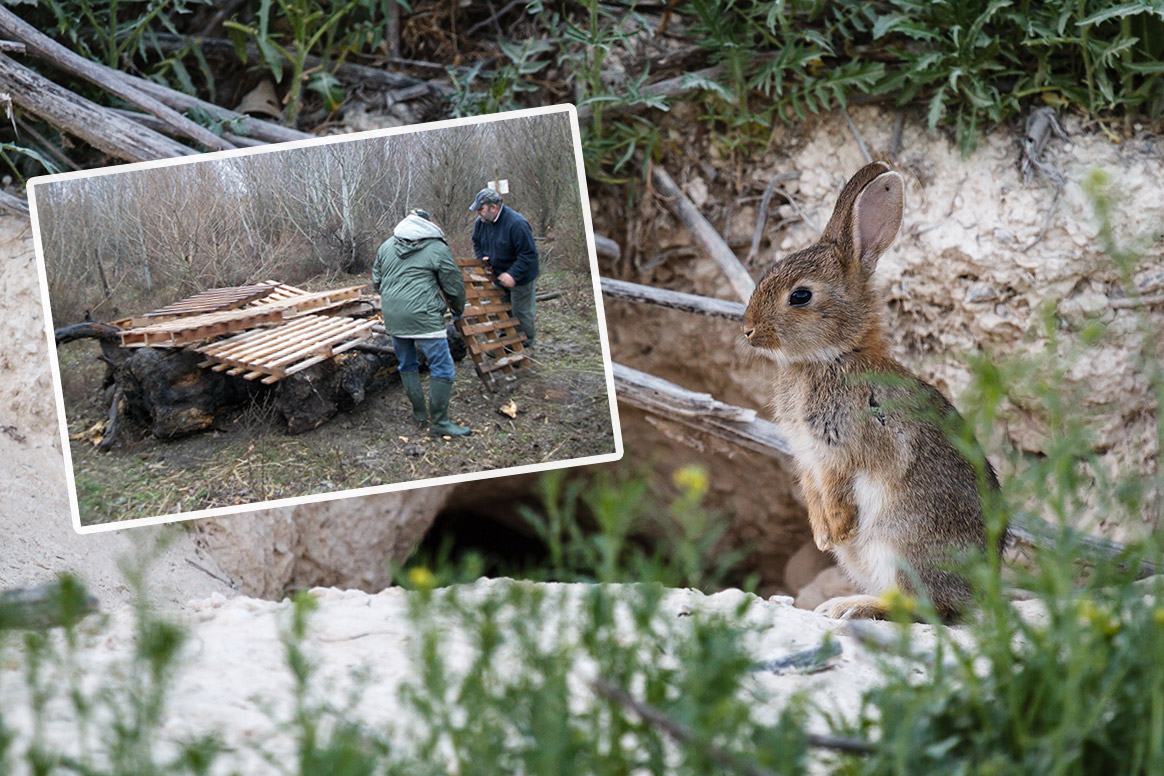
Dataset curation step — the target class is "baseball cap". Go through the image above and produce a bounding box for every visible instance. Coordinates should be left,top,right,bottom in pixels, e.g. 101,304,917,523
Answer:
469,188,502,212
409,208,433,221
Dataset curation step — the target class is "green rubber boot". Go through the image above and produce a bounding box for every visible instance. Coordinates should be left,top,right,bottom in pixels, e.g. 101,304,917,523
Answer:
400,371,428,428
428,377,471,437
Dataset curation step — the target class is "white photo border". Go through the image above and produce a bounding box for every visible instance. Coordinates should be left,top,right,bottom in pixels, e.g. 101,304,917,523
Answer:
27,104,623,535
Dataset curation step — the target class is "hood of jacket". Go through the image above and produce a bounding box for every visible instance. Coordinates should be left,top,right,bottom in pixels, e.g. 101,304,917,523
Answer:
391,214,444,247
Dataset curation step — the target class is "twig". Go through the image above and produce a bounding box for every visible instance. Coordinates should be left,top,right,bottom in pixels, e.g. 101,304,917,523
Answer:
592,677,875,763
97,386,124,451
777,185,820,235
746,171,800,264
591,678,782,776
1111,292,1164,309
184,558,236,588
0,189,29,218
601,277,745,320
1021,185,1062,253
890,108,904,158
14,114,80,170
465,0,524,37
1,424,25,443
535,291,562,302
386,56,448,70
0,40,23,52
840,105,872,164
111,107,262,148
650,164,756,303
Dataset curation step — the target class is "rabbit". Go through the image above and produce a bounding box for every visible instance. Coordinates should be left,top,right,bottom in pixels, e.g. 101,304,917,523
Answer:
742,161,999,621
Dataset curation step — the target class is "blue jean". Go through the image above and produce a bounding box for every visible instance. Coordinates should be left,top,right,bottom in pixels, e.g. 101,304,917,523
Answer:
391,336,455,381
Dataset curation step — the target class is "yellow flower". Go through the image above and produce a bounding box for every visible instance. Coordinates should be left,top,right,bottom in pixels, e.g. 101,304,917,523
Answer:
672,465,709,498
408,567,436,590
879,587,918,617
1078,598,1121,637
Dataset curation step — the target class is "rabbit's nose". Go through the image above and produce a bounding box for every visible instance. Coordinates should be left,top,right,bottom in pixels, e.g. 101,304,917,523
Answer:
744,327,756,340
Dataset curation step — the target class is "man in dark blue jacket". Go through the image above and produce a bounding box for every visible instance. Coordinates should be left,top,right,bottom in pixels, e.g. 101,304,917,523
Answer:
469,188,539,348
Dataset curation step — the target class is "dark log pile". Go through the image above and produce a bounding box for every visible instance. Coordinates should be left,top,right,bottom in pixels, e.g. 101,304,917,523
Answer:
57,324,467,443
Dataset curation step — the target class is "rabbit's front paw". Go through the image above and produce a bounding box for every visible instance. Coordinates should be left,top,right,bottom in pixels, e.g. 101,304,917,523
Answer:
814,595,887,620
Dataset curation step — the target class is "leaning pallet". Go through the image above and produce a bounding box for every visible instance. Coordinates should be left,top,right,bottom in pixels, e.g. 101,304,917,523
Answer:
453,257,531,390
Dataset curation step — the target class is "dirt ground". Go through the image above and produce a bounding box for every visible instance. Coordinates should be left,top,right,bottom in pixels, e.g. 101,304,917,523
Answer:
58,270,617,526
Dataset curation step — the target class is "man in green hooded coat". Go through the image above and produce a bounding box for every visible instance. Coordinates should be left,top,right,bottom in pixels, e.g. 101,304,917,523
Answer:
372,209,471,437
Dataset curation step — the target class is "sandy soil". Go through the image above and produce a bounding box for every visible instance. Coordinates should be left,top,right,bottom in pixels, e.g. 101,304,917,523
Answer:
0,578,981,773
0,214,237,609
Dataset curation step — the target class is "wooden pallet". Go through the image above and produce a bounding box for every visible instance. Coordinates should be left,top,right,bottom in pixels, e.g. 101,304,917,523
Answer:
193,314,376,384
119,284,370,347
111,281,289,329
452,257,531,390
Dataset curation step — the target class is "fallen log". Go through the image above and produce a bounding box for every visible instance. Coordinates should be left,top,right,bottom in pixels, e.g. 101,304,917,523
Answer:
601,277,745,320
0,53,195,162
0,7,233,152
613,362,791,457
127,72,313,144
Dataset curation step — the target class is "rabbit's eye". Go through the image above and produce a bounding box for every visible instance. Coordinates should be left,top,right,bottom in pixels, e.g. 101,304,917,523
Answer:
788,287,812,307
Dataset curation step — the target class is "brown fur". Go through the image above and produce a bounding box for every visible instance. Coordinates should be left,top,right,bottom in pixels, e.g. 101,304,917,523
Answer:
743,162,998,620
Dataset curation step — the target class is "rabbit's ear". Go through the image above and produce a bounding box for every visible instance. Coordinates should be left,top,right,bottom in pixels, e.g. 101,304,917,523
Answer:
822,162,903,276
851,168,903,275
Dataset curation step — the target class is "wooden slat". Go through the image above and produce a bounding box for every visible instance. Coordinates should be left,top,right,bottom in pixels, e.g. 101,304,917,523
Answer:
466,333,525,354
464,285,505,300
458,318,522,336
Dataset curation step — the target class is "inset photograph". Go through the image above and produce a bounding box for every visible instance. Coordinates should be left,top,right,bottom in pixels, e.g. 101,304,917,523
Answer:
31,106,620,531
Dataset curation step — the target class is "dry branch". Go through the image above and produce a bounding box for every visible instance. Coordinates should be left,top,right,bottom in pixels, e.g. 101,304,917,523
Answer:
0,53,195,162
0,7,233,152
747,171,800,264
591,678,874,763
593,234,621,260
650,165,755,303
1007,513,1158,579
0,189,29,218
601,277,745,320
614,363,792,457
111,108,263,148
128,74,312,144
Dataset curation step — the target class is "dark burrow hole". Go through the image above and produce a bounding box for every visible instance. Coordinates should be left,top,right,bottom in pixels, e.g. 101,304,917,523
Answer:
412,505,551,578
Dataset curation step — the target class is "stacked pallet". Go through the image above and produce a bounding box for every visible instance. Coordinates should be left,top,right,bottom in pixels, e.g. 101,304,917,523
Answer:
194,314,377,384
452,257,531,390
113,282,376,384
